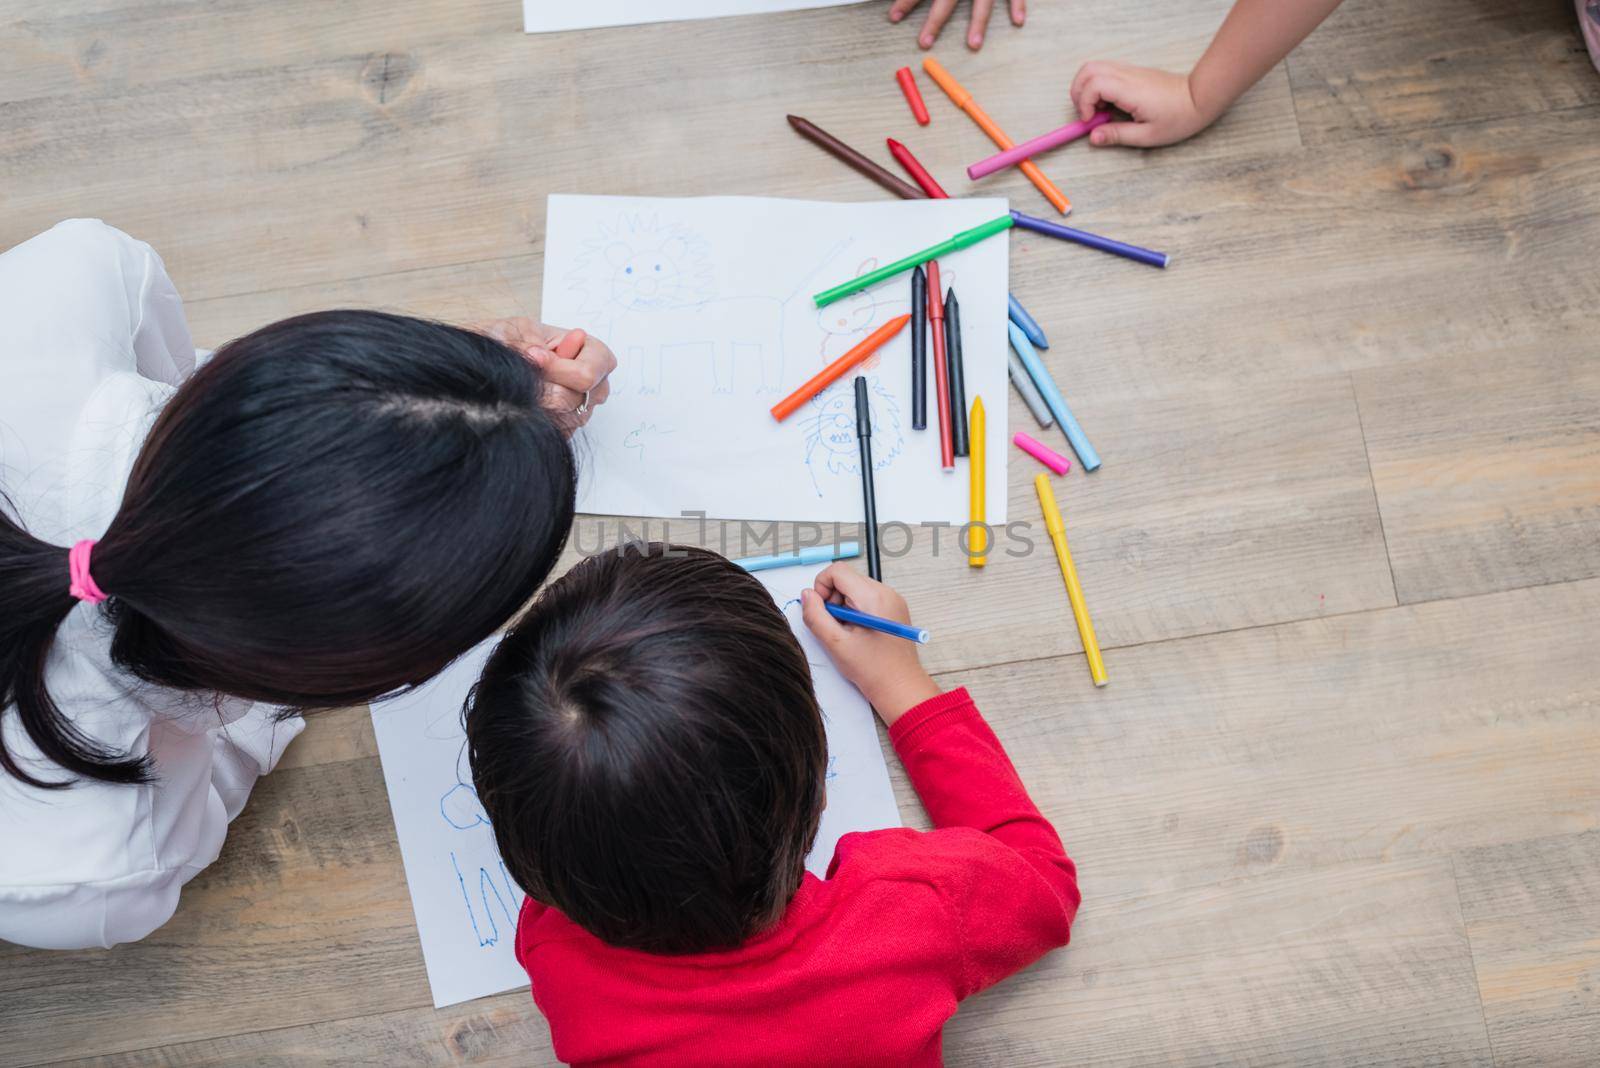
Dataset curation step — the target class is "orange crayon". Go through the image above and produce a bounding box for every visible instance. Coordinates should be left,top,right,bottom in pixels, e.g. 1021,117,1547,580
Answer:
770,314,911,422
922,57,1072,216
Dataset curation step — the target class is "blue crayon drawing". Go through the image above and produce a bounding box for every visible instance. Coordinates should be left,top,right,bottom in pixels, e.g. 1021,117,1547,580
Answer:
440,774,523,949
565,215,789,396
801,376,904,497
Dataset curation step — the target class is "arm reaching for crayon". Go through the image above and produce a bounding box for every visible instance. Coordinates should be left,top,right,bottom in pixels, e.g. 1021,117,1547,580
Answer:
474,316,617,432
888,0,1026,51
801,565,940,726
1071,0,1345,148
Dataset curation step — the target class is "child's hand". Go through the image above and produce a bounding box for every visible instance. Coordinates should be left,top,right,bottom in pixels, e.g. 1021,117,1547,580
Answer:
1069,61,1214,148
801,564,941,726
888,0,1026,51
473,316,618,433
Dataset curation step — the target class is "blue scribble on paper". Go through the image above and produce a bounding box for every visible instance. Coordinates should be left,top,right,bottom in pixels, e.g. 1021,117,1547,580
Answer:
440,777,523,949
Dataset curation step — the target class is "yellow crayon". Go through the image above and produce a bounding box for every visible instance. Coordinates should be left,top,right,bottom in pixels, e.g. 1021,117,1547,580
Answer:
1033,474,1107,687
969,396,987,567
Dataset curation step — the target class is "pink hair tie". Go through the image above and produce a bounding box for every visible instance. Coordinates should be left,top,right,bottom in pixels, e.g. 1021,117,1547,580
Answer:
68,540,109,605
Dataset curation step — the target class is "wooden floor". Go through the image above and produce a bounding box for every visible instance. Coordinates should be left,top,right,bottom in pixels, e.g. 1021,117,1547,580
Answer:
3,0,1599,1063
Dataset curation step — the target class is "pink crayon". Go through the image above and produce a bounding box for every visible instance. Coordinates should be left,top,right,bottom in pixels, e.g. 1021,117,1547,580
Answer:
967,111,1112,180
1014,432,1073,475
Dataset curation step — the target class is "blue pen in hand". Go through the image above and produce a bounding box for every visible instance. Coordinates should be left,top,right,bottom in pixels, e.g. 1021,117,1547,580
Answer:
823,601,930,645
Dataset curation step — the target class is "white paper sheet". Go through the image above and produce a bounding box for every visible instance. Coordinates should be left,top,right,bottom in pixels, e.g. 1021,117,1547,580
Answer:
371,561,901,1008
542,194,1010,526
524,0,867,34
752,562,904,878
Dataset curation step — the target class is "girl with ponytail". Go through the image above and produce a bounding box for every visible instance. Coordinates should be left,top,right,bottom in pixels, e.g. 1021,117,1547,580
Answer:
0,220,612,949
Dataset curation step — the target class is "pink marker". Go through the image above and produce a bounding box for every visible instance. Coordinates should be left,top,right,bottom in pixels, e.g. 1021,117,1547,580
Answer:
1013,432,1073,475
967,111,1112,180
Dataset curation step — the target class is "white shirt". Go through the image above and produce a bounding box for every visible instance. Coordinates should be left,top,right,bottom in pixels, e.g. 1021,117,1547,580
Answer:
0,219,305,949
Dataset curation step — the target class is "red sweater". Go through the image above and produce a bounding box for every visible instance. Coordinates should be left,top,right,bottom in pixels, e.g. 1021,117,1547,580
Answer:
514,688,1080,1066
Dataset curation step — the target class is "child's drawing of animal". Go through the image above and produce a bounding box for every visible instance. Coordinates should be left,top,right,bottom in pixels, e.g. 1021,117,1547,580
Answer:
566,215,787,396
440,768,521,949
801,377,905,497
814,260,898,372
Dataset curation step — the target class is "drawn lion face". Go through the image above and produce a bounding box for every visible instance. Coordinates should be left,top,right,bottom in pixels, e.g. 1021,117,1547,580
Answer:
803,378,904,479
566,214,715,316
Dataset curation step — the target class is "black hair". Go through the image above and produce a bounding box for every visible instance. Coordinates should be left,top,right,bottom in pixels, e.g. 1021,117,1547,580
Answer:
466,543,828,954
0,310,575,788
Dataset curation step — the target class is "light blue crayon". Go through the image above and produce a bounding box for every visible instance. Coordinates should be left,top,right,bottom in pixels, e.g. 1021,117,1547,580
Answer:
1007,322,1101,472
825,602,930,644
734,541,861,572
1007,293,1049,349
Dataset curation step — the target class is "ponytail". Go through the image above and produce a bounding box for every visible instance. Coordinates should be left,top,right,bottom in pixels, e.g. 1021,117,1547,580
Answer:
0,507,151,787
2,310,576,788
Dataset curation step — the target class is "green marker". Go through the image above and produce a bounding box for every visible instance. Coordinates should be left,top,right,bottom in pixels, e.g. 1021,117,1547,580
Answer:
813,214,1015,308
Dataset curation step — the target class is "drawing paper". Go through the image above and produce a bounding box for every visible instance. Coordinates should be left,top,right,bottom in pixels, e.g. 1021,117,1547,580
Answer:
525,0,867,34
371,561,901,1008
542,194,1010,525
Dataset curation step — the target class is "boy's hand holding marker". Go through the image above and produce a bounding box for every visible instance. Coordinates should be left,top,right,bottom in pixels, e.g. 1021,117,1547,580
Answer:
473,316,618,431
801,564,940,726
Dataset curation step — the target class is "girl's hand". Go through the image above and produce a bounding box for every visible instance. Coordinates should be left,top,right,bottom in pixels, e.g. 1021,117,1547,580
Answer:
1069,61,1214,148
474,317,618,433
800,564,941,726
888,0,1026,51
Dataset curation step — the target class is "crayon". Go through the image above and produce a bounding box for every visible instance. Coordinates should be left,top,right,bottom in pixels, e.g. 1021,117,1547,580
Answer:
784,114,1049,340
824,601,930,644
814,215,1013,308
895,67,931,126
969,396,987,567
734,542,861,572
1008,322,1100,471
945,288,969,457
855,377,882,581
1011,210,1169,269
967,112,1112,179
1013,431,1072,475
1008,350,1054,427
1035,474,1107,687
552,328,587,358
771,314,911,422
786,115,923,201
1006,293,1048,349
887,138,948,199
910,266,928,430
927,262,954,470
922,57,1072,215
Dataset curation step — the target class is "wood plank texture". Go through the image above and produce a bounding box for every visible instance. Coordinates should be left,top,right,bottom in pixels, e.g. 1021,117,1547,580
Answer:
942,578,1600,904
4,0,1600,1062
1455,831,1600,1067
1287,0,1600,145
1355,345,1600,604
0,0,1298,304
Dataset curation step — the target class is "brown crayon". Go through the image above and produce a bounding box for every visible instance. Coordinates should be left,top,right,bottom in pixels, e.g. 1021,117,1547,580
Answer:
786,115,926,202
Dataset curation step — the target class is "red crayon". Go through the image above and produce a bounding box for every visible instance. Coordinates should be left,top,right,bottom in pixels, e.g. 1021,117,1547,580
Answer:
926,261,954,470
886,139,949,200
895,67,930,126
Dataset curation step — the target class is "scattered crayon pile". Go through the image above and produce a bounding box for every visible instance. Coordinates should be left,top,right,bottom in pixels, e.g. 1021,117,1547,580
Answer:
769,56,1171,689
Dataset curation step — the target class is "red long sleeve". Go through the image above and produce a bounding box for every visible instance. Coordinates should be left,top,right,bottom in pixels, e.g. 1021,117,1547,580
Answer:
515,688,1080,1066
888,687,1081,997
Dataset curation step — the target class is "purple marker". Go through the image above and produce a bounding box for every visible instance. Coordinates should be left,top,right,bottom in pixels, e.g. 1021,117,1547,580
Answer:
1010,210,1170,269
967,112,1112,180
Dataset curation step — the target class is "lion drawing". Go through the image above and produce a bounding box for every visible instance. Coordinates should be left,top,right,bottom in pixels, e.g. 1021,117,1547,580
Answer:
565,215,788,395
802,376,904,497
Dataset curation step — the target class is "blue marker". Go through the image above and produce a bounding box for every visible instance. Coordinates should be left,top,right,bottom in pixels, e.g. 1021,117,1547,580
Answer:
1007,322,1101,472
825,602,930,644
734,541,860,573
1007,293,1049,350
